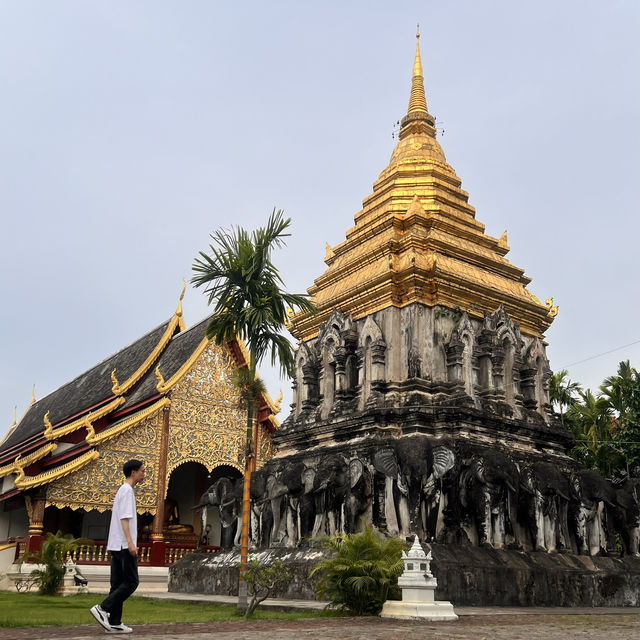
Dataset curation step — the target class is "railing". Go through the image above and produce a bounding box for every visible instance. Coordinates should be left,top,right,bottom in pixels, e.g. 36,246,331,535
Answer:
70,541,220,566
9,537,220,567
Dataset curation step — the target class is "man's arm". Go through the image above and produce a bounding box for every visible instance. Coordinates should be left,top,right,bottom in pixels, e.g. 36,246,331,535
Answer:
120,518,137,556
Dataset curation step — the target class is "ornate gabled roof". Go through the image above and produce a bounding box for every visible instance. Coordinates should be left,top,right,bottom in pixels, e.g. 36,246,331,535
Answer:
0,319,177,457
122,316,212,409
289,32,555,342
0,298,281,492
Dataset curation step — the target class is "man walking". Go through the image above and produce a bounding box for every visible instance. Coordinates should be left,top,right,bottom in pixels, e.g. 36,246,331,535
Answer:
90,459,145,634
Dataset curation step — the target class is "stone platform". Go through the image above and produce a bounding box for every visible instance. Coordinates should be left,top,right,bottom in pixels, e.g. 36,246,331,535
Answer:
169,544,640,607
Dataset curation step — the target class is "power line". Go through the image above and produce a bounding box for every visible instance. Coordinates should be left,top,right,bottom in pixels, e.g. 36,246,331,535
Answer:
562,339,640,368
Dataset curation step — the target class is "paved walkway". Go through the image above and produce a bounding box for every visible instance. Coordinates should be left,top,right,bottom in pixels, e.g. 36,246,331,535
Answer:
1,611,638,640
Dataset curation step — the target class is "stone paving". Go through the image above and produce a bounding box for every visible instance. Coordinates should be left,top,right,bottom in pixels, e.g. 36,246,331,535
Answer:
1,613,638,640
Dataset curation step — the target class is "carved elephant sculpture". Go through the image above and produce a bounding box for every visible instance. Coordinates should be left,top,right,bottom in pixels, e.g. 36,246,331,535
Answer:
611,475,640,557
519,462,571,552
344,458,373,534
569,469,617,556
373,436,453,540
196,476,243,549
311,455,350,537
459,449,519,549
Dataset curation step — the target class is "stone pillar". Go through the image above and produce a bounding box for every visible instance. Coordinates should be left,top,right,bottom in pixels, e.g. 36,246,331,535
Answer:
520,367,538,410
370,340,387,382
301,363,319,414
445,336,464,383
150,405,170,565
491,348,505,400
334,347,347,395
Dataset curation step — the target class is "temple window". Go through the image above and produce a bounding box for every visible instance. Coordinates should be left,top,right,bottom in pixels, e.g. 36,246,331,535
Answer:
346,355,358,391
503,338,515,405
294,357,305,419
361,336,373,407
478,354,492,391
535,356,545,415
321,339,336,419
462,334,473,395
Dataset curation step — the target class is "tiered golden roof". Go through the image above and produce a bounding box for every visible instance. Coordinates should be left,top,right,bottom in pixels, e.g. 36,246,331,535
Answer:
289,32,554,341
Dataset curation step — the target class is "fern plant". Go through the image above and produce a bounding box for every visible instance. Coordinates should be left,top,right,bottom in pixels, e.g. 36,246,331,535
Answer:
18,530,93,595
310,525,408,616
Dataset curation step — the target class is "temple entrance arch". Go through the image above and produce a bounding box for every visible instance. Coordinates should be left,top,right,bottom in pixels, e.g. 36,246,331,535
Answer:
200,464,243,547
163,461,209,542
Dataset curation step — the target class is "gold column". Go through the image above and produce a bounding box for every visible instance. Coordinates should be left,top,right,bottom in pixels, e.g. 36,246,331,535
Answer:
25,491,46,552
151,406,170,545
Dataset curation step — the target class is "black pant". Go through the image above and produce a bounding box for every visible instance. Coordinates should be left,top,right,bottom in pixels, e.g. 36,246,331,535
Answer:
101,549,139,625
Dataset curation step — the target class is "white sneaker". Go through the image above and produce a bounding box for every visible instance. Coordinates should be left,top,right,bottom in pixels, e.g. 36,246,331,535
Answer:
107,623,133,634
89,605,111,631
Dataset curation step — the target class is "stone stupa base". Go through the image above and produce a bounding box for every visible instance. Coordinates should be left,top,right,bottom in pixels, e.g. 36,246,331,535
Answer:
381,598,458,621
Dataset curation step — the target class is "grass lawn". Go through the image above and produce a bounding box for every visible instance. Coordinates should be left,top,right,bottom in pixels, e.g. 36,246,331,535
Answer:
0,592,339,627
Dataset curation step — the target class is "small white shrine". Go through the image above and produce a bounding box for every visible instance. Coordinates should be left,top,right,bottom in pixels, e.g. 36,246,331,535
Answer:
381,536,458,621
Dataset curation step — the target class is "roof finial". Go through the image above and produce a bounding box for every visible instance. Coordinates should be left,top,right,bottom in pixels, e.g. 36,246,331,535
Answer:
176,279,186,316
30,384,36,405
11,406,17,427
175,279,187,330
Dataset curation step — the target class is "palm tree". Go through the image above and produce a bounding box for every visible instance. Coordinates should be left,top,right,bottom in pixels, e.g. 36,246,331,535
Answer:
192,209,315,609
568,389,613,473
600,360,640,475
548,369,582,426
310,525,409,615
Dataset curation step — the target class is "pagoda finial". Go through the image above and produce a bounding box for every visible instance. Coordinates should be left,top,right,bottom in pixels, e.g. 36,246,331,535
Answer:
399,29,435,138
407,28,428,115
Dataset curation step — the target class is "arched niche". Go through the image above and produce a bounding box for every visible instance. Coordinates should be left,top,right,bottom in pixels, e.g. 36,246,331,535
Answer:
503,337,515,405
321,336,337,419
165,461,210,539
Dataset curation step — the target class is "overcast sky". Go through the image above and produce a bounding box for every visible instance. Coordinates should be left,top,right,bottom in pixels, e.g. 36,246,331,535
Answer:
1,1,638,440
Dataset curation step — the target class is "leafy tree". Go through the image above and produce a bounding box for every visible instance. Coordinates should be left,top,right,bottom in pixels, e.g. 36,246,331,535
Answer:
239,558,291,619
310,525,409,616
17,531,92,595
192,209,315,608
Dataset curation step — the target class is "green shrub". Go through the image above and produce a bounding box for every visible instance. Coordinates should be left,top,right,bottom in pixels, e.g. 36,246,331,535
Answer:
18,531,93,596
310,525,408,616
239,558,292,619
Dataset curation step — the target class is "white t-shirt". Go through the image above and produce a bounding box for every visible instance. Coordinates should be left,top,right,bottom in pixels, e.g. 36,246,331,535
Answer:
107,483,137,551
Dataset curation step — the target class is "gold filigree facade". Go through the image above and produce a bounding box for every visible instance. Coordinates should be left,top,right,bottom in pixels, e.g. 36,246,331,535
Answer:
167,341,247,481
47,413,161,514
258,425,276,468
42,335,275,515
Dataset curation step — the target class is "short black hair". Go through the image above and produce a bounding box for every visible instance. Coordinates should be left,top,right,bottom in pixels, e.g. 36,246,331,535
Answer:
123,459,144,477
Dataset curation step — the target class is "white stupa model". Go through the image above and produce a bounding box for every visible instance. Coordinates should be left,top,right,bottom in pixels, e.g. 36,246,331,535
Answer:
381,536,458,621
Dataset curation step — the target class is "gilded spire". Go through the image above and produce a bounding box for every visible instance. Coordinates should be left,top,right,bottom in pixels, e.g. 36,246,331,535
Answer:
400,28,435,138
408,27,428,115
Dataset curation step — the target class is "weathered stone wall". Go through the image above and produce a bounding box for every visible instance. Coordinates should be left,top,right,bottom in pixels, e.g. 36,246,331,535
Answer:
169,545,640,606
292,304,551,425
